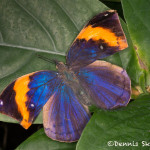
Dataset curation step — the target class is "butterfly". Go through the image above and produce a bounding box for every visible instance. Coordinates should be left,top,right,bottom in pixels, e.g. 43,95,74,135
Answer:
0,10,131,142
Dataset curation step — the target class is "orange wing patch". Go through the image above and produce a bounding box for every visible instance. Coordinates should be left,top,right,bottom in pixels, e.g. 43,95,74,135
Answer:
14,73,33,129
77,25,127,49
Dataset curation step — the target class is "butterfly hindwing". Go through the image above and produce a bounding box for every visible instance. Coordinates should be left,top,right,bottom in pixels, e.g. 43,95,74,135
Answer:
67,10,128,69
0,71,61,129
43,83,90,142
75,60,131,109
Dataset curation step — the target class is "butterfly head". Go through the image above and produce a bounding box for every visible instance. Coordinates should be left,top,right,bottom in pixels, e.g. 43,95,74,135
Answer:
56,62,67,71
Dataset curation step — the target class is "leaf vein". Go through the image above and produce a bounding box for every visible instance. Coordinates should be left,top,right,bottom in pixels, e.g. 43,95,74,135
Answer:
14,0,58,52
0,43,65,56
54,0,79,31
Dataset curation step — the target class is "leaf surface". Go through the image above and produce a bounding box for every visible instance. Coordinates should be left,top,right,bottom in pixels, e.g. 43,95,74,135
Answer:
77,95,150,150
0,0,142,124
122,0,150,92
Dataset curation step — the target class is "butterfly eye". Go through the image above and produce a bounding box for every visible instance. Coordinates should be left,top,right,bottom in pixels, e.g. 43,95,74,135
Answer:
0,99,3,106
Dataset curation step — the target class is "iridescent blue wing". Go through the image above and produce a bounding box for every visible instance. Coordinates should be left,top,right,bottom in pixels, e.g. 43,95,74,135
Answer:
75,60,131,109
66,10,128,70
43,83,90,142
0,71,61,129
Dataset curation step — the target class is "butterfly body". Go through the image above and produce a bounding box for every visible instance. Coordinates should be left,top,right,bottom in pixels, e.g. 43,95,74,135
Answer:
0,10,131,142
56,61,92,106
56,62,76,83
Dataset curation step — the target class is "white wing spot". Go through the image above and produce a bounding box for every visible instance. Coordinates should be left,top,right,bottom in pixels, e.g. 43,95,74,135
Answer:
0,99,3,106
104,14,108,16
100,45,103,49
30,103,35,108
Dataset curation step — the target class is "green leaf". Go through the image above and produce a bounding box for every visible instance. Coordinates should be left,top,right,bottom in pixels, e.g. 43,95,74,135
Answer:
0,0,143,123
101,0,121,2
121,0,150,91
0,0,108,123
77,95,150,150
16,128,76,150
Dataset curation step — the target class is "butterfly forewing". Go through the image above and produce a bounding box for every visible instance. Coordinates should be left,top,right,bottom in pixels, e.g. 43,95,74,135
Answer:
0,71,61,129
66,10,128,70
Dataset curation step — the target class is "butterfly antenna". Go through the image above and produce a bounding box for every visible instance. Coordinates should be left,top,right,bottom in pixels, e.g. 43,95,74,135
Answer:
37,54,57,65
